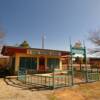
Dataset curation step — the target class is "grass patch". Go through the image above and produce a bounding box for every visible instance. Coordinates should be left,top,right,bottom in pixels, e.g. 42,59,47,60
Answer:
48,94,57,100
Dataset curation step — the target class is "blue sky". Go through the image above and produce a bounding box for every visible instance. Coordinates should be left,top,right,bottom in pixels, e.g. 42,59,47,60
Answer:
0,0,100,51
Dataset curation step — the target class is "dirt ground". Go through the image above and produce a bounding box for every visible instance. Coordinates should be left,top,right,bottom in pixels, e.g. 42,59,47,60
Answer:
51,82,100,100
0,78,51,100
0,78,100,100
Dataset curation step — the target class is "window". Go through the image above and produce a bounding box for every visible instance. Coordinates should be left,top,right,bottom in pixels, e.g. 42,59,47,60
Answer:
19,57,37,70
47,58,59,69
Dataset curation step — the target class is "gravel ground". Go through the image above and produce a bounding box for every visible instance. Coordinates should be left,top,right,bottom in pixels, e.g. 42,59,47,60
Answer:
0,78,51,100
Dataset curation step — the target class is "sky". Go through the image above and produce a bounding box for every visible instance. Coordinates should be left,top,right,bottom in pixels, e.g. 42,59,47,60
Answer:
0,0,100,51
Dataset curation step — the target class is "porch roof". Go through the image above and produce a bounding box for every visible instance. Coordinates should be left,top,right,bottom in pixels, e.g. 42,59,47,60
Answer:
1,45,70,56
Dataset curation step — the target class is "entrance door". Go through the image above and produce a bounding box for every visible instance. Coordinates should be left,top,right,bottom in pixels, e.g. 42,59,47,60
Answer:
39,57,45,72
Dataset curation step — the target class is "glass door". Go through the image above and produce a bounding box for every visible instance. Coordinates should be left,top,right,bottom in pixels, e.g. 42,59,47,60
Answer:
39,57,45,72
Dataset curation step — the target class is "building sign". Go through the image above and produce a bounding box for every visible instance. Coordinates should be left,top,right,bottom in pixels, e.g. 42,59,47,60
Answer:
39,51,50,55
71,41,85,55
32,51,39,55
51,51,61,56
27,49,61,56
71,48,85,54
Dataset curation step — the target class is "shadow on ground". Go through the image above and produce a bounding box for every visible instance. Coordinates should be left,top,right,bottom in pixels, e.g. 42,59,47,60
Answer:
3,78,52,91
0,68,11,78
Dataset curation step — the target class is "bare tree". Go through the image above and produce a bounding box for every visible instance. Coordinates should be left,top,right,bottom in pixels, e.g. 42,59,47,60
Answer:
89,30,100,46
0,23,5,43
88,30,100,53
0,32,5,39
0,24,6,54
0,22,5,38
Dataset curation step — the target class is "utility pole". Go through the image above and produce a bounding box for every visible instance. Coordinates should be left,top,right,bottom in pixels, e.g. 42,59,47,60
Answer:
42,32,45,49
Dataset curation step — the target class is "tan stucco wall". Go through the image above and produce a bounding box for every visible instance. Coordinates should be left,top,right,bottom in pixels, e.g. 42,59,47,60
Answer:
15,54,20,72
14,53,61,73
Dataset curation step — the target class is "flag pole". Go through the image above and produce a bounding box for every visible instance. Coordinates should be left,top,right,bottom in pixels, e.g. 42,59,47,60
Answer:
42,32,45,49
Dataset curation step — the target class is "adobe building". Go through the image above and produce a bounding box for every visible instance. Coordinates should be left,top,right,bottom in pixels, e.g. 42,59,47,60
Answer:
89,57,100,67
1,41,100,75
0,56,9,69
1,46,70,74
0,46,9,69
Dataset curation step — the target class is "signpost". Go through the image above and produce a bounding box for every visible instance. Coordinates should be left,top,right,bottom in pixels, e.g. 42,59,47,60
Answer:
70,41,88,85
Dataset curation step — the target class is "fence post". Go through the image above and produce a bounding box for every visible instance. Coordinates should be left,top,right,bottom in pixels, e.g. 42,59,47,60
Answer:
52,65,55,89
